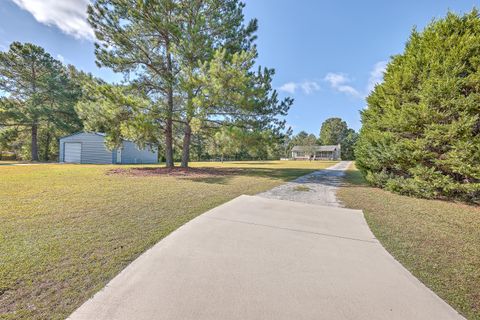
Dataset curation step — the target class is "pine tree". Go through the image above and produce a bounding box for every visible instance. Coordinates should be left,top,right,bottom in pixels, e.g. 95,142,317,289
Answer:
174,0,258,167
0,42,81,161
340,129,358,160
319,117,348,145
191,47,291,160
88,0,181,167
87,0,290,168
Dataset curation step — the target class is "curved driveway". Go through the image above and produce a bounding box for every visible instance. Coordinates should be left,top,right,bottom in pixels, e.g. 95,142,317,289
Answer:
69,163,464,320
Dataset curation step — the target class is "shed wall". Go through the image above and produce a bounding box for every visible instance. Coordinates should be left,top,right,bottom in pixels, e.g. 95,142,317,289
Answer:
59,133,113,164
121,141,158,164
59,132,158,164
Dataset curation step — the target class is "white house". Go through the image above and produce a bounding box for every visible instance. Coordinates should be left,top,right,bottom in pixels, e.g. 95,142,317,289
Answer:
291,145,341,160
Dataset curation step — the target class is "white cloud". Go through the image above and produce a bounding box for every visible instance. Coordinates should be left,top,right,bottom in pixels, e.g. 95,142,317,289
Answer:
279,82,297,94
299,81,320,94
337,85,360,96
279,80,320,95
324,73,348,87
11,0,94,41
324,61,388,99
324,72,361,97
56,54,65,63
367,61,387,93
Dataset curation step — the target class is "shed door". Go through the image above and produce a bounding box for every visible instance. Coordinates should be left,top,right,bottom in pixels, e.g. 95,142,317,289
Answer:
64,143,82,163
116,149,122,164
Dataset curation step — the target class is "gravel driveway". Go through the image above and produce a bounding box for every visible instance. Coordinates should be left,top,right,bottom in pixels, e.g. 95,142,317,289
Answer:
257,161,352,206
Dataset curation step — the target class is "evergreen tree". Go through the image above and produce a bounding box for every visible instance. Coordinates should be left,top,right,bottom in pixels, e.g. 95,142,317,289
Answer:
319,117,348,145
174,0,257,167
340,129,358,160
319,117,357,160
0,42,81,161
281,126,293,158
290,131,309,146
189,47,291,161
211,126,242,162
302,133,318,158
88,0,180,167
87,0,290,167
356,9,480,203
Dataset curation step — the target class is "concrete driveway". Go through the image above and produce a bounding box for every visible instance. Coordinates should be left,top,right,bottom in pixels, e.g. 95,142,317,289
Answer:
69,195,463,320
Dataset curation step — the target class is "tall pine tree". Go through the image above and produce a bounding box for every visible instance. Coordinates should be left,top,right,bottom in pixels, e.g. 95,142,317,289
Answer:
88,0,181,167
174,0,257,167
0,42,81,161
86,0,291,167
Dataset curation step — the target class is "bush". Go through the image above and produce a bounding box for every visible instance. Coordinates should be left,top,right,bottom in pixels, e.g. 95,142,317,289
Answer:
0,152,16,161
356,9,480,203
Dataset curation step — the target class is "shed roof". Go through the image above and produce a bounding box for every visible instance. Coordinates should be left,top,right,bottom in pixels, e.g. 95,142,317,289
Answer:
59,132,106,140
60,132,158,148
292,145,339,152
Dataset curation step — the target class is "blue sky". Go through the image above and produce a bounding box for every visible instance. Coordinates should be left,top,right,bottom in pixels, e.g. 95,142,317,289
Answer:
1,0,478,134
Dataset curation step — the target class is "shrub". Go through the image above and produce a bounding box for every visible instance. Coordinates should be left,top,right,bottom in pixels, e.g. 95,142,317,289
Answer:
0,152,16,161
356,9,480,203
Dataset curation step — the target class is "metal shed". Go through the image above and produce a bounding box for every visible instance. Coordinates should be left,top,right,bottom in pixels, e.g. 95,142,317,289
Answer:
59,132,158,164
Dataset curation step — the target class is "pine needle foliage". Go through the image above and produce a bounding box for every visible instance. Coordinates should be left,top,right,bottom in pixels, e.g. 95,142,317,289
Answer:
356,9,480,203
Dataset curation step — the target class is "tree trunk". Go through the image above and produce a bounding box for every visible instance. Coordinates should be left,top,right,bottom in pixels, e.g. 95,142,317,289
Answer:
181,123,191,168
44,130,51,161
164,114,174,168
31,124,39,161
181,90,194,168
164,42,174,168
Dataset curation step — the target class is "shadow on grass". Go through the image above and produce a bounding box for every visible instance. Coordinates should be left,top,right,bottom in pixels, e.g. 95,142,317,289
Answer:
113,165,329,185
221,161,280,166
243,168,316,180
340,170,369,187
182,168,318,185
185,176,232,185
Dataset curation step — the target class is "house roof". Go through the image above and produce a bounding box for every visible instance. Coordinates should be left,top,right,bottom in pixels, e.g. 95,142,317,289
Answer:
292,145,339,152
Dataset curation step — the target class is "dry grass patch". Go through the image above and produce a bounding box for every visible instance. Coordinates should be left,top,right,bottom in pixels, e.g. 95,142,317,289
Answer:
0,160,336,319
293,185,311,192
107,166,242,177
337,164,480,320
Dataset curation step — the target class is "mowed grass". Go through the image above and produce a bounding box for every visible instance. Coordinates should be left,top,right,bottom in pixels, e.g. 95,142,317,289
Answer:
337,164,480,320
0,160,336,319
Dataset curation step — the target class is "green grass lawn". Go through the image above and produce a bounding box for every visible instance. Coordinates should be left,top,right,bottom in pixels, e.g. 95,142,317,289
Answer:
0,160,336,320
337,164,480,320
